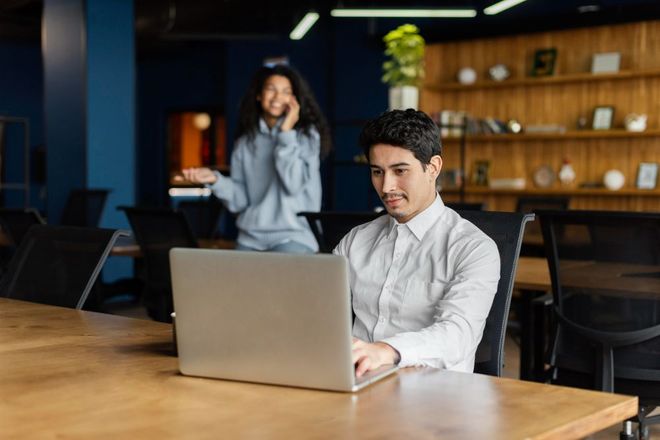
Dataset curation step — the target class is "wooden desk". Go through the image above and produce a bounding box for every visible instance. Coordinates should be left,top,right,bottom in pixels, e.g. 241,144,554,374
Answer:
110,237,236,257
0,298,637,439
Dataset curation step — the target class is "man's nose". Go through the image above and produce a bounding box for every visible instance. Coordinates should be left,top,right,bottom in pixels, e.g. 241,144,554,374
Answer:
381,172,397,193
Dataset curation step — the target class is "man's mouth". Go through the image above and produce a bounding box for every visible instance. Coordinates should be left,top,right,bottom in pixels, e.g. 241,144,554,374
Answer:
382,194,405,208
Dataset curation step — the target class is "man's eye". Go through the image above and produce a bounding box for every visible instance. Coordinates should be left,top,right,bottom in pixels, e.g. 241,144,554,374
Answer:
371,169,383,177
395,169,408,175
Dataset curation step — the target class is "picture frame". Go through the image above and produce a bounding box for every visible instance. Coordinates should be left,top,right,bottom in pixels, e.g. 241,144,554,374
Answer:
592,106,615,130
472,160,490,186
530,48,557,77
591,52,621,74
636,162,658,190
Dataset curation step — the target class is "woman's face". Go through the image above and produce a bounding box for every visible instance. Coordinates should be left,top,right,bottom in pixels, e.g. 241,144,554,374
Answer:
258,74,294,121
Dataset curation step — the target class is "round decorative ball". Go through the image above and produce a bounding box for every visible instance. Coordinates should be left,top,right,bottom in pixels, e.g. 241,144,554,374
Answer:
603,169,625,190
457,67,477,85
489,64,510,81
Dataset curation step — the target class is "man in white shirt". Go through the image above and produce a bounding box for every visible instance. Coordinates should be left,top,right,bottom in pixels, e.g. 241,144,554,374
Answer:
334,109,500,377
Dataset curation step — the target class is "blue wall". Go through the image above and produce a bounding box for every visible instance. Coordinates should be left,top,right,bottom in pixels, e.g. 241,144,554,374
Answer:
0,42,44,210
137,42,226,207
1,14,424,218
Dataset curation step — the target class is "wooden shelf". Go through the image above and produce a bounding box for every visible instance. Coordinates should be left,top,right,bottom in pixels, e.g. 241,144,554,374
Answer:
442,129,660,143
441,186,660,197
426,69,660,92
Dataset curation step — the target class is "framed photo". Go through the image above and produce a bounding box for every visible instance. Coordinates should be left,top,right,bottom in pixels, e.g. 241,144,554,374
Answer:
591,52,621,74
472,160,490,186
592,106,615,130
530,48,557,77
636,162,658,189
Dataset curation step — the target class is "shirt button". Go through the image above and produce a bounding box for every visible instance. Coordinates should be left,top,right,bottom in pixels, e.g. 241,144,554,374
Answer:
379,317,386,323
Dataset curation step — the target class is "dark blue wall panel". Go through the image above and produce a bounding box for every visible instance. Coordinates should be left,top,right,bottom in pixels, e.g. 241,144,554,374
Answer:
43,0,86,223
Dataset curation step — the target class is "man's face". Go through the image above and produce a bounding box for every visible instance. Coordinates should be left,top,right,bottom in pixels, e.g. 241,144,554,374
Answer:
369,143,442,223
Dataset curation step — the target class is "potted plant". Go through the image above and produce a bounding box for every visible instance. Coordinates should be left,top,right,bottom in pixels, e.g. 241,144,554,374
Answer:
382,24,425,110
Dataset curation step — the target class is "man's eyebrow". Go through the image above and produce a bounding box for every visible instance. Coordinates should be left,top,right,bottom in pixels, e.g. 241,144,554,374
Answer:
369,162,411,169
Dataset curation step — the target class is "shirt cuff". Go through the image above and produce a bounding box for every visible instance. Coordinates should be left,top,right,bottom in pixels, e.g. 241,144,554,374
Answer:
380,335,418,367
208,171,231,199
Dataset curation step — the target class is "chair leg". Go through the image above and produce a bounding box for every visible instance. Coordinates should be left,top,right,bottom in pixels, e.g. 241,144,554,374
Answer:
619,421,635,440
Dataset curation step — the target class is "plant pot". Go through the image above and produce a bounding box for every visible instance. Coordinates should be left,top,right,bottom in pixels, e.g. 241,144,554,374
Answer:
388,85,419,110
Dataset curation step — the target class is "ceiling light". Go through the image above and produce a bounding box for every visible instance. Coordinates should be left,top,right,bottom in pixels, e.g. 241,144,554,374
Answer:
330,9,477,18
577,5,601,13
483,0,527,15
290,12,319,40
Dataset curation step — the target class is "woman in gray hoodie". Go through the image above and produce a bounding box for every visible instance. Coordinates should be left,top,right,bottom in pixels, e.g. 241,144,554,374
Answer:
182,64,331,253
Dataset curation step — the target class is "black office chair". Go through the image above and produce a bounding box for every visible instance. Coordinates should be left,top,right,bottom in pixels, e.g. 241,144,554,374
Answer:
538,210,660,440
516,196,570,257
120,207,197,322
298,211,385,253
176,197,224,239
60,189,110,227
445,202,486,211
0,225,126,309
458,210,534,377
0,208,46,246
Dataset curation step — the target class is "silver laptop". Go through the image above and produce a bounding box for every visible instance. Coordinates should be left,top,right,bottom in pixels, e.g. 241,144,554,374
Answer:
170,248,398,392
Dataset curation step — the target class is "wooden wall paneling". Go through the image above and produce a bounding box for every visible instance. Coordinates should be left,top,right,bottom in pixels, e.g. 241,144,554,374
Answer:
424,20,660,211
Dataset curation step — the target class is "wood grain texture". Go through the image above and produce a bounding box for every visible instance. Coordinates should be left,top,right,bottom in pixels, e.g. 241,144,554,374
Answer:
0,298,637,439
423,20,660,211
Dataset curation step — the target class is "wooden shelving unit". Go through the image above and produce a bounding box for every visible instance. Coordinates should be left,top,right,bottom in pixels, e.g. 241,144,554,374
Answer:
421,20,660,212
442,129,660,143
441,187,660,197
426,69,660,92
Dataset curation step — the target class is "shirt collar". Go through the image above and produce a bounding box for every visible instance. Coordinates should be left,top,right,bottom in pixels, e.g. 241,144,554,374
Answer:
386,194,445,241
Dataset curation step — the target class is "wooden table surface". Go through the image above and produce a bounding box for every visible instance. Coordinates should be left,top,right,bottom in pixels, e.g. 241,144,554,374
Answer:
0,298,637,439
110,237,236,257
515,256,552,291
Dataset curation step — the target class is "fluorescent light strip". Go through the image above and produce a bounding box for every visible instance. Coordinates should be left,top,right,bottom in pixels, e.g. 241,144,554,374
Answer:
290,12,319,40
483,0,527,15
330,9,477,18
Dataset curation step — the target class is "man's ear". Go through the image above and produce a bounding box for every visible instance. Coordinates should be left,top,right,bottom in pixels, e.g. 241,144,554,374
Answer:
428,155,443,179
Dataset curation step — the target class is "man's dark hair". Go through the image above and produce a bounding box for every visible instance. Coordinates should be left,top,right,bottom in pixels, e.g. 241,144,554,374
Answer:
359,109,442,165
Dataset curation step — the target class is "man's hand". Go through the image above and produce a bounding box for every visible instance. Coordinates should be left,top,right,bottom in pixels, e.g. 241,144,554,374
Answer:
352,338,399,377
280,95,300,132
179,167,218,185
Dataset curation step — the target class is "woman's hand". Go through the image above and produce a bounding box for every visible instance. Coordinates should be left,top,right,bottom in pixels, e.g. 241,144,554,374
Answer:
280,95,300,132
179,167,218,185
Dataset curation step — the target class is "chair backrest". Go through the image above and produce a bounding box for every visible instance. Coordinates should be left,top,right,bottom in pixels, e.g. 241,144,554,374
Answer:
0,208,45,246
298,211,385,253
445,202,486,211
120,207,197,322
458,210,534,376
516,196,570,257
60,189,110,227
176,197,224,239
0,225,126,309
538,210,660,393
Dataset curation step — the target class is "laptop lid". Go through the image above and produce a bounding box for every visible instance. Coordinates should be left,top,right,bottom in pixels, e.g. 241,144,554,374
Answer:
170,248,395,392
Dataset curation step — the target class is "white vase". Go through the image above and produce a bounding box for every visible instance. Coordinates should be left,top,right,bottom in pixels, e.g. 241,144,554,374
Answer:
389,86,419,110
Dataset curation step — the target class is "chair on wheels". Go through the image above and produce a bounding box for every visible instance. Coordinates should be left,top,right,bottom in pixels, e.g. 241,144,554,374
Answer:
516,196,570,257
458,210,534,376
176,197,224,239
0,225,126,309
120,207,197,322
60,189,110,227
0,208,45,246
538,210,660,439
298,211,384,253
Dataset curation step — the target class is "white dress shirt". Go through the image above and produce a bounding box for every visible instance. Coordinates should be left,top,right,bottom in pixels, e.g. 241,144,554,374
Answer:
333,195,500,372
